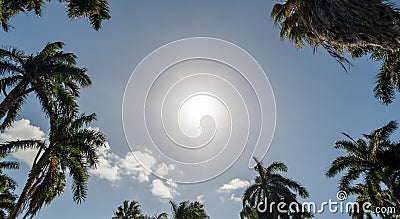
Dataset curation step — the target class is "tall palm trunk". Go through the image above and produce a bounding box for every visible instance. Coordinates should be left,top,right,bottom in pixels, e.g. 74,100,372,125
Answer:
0,81,27,121
8,167,38,219
8,149,49,219
311,0,400,51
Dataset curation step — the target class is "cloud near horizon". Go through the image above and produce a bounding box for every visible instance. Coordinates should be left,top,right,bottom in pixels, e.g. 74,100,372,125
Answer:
87,138,179,200
0,119,179,200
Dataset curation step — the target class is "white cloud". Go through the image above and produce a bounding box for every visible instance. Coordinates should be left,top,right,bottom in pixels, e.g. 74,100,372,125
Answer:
0,120,180,201
155,163,175,177
90,144,178,201
0,119,45,141
196,195,205,203
230,194,242,203
12,149,40,167
0,119,45,166
218,178,250,193
91,144,176,184
89,149,154,183
89,143,120,181
150,179,179,199
117,151,157,183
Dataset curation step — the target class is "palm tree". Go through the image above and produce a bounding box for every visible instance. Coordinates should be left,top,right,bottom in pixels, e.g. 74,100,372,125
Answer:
112,200,143,219
240,206,259,219
327,121,400,217
169,200,209,219
0,41,91,130
347,183,396,219
241,158,311,219
1,105,106,219
0,152,18,218
0,0,110,31
271,0,400,104
271,0,400,52
139,212,168,219
153,212,168,219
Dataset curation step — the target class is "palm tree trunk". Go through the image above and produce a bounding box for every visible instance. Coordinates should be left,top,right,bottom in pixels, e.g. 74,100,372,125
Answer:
0,81,27,121
8,149,51,219
311,0,400,51
8,167,38,219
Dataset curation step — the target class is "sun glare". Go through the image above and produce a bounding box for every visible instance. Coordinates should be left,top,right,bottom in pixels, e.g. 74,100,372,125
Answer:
178,94,219,137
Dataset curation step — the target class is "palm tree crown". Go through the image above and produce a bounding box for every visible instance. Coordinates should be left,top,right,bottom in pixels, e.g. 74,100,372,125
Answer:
112,200,143,219
241,158,311,219
2,106,106,218
170,200,209,219
327,121,400,218
271,0,400,104
0,42,91,130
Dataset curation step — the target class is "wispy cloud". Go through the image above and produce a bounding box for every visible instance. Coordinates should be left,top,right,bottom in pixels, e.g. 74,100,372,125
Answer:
196,194,205,203
217,178,250,193
230,194,242,203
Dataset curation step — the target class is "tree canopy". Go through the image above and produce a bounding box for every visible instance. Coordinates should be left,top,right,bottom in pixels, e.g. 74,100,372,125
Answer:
0,0,110,31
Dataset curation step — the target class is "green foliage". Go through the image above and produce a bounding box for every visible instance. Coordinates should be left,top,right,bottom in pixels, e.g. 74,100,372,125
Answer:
2,110,106,218
112,200,143,219
241,158,312,219
0,42,91,130
170,200,209,219
112,200,168,219
0,41,106,218
271,0,400,104
327,121,400,218
0,0,110,31
0,151,18,218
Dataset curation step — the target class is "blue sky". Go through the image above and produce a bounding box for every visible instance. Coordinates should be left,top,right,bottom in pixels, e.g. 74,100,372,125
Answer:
1,1,400,218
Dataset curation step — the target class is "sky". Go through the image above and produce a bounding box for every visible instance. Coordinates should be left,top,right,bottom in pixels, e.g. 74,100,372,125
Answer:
1,1,400,218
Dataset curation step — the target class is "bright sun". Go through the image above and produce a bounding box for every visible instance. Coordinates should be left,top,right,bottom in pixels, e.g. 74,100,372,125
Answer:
178,94,219,138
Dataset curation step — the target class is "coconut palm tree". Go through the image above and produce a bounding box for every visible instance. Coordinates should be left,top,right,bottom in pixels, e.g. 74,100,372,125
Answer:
139,212,168,219
0,152,18,218
271,0,400,104
0,41,91,130
242,158,311,219
0,0,110,31
346,182,398,219
169,200,209,219
112,200,143,219
240,206,258,219
1,104,106,219
153,212,168,219
327,121,400,217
